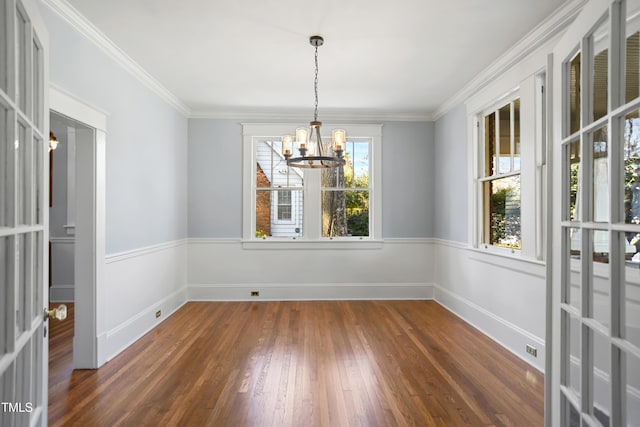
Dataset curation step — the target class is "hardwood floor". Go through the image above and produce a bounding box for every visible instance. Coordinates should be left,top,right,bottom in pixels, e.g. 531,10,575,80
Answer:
49,301,544,426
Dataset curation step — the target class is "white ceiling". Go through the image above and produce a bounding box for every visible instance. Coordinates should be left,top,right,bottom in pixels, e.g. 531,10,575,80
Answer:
65,0,568,119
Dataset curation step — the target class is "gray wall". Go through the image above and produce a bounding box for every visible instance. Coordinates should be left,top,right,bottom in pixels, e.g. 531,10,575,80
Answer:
433,103,468,243
40,2,189,254
188,119,435,238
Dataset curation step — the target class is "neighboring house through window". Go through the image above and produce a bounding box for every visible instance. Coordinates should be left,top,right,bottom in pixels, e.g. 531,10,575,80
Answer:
243,124,382,243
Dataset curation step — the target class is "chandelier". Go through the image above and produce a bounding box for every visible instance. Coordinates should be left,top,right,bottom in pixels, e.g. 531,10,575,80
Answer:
283,36,346,169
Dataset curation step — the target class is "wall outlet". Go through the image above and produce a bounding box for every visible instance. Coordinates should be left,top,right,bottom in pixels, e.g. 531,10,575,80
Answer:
155,310,161,318
251,291,260,297
526,344,537,357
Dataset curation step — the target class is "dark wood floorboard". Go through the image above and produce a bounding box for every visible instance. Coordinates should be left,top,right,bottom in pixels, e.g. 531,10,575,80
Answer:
49,301,544,426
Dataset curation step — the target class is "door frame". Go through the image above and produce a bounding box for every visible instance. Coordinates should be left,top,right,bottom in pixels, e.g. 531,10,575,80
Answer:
49,85,106,369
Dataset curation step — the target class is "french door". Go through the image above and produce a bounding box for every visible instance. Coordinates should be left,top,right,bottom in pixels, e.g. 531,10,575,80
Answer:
0,0,49,426
552,0,640,425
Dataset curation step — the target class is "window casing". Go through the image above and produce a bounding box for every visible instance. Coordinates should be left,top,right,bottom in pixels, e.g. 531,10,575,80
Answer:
470,71,547,259
242,123,382,244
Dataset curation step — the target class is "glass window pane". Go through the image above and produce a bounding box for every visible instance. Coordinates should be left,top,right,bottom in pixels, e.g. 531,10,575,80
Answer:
0,102,9,227
570,52,582,136
498,103,511,174
0,0,7,94
255,189,302,238
624,237,640,348
562,393,581,427
514,99,521,172
32,37,42,129
625,4,640,104
17,121,27,225
256,140,299,189
592,16,609,122
593,127,609,223
17,233,25,333
568,140,581,222
625,111,640,224
34,135,42,225
591,329,610,426
0,236,8,357
563,312,582,399
567,227,582,310
322,141,370,189
485,112,496,176
591,230,610,328
482,175,521,248
322,190,369,237
16,6,27,115
627,349,640,425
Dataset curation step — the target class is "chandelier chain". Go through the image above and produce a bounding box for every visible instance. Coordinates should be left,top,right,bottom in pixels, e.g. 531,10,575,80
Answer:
314,45,319,122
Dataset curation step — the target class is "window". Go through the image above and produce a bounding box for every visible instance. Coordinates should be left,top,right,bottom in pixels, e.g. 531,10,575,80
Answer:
277,190,292,221
479,97,522,249
243,124,382,243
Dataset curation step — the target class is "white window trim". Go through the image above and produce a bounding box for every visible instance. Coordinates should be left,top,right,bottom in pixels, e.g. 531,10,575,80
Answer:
242,123,382,247
466,47,551,261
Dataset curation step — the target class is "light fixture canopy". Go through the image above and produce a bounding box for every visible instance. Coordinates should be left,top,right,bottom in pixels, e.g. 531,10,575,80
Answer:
285,36,346,169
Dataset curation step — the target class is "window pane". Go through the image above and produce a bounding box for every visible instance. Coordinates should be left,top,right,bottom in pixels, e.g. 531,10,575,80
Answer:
256,140,299,188
0,236,8,357
568,140,581,222
591,230,610,328
567,227,582,310
591,329,610,426
32,37,42,129
0,102,9,227
627,349,640,425
482,175,521,248
17,121,27,225
625,111,640,224
485,112,496,176
322,140,370,189
623,232,640,348
322,190,369,237
593,127,609,223
562,312,581,400
625,8,640,104
255,189,303,238
0,0,7,94
591,16,609,122
570,52,581,136
514,99,521,171
277,189,291,220
16,6,27,115
498,103,511,174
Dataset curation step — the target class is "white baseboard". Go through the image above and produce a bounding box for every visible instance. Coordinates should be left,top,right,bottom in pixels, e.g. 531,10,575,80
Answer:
188,282,434,301
50,284,74,302
99,287,188,362
433,283,545,371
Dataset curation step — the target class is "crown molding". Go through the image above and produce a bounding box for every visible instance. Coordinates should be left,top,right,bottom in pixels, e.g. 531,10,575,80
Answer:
42,0,191,117
189,107,434,122
432,0,587,121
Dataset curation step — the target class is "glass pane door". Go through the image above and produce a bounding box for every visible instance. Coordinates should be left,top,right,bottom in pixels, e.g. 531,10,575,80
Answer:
555,0,640,425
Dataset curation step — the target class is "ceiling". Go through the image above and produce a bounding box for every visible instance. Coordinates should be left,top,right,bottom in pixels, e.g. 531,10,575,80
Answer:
64,0,568,119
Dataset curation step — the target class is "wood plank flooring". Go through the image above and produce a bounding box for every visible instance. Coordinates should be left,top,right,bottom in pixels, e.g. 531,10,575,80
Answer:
49,301,544,426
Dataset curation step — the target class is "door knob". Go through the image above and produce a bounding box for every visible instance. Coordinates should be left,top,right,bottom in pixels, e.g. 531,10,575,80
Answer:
44,304,67,321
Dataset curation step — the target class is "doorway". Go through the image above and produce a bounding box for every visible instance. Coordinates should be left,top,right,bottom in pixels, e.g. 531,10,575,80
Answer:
49,86,107,370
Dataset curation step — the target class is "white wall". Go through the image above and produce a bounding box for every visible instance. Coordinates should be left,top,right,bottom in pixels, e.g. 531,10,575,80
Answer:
40,0,189,364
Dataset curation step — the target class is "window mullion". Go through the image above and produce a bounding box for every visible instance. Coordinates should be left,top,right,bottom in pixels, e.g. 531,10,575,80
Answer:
304,169,322,240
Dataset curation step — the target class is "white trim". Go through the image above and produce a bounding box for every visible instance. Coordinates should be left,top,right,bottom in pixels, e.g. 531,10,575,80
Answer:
105,239,187,264
42,0,190,116
49,236,74,244
433,0,587,120
193,108,432,122
98,287,187,363
49,84,108,131
242,240,384,250
50,284,74,302
188,282,434,302
433,283,545,372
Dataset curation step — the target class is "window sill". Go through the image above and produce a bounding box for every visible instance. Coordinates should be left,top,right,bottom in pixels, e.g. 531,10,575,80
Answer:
242,239,384,250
